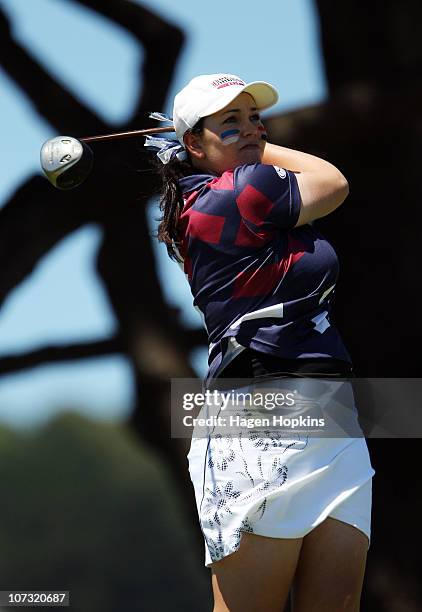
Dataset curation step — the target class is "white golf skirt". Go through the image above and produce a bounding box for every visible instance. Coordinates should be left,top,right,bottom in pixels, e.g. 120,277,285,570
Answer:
187,378,375,567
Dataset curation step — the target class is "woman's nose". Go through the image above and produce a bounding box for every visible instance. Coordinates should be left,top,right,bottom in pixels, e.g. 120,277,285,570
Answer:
241,121,259,137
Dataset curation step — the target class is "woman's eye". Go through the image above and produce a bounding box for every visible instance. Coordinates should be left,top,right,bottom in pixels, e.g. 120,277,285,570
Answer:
223,116,237,124
251,114,261,123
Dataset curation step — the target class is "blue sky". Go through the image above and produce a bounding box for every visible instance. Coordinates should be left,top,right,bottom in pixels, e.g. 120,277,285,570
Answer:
0,0,327,429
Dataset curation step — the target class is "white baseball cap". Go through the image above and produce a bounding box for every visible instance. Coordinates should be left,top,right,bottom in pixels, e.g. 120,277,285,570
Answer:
173,73,279,143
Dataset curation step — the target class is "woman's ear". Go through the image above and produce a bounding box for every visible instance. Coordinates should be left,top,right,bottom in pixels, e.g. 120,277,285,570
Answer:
183,131,205,160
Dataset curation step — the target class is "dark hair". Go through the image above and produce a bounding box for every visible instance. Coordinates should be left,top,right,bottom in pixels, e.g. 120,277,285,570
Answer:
156,119,204,261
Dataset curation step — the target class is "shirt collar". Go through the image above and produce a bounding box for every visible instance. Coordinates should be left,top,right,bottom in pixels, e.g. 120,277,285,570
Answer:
179,173,217,195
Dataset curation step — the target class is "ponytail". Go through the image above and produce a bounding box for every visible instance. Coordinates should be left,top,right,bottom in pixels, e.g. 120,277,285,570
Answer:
155,119,204,261
156,157,193,261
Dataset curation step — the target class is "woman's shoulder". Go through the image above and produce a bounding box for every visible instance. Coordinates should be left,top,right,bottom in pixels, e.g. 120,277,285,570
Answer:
179,163,292,198
200,165,270,193
233,163,293,195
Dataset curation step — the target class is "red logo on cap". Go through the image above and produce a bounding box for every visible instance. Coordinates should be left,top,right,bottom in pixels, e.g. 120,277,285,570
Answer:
211,76,246,89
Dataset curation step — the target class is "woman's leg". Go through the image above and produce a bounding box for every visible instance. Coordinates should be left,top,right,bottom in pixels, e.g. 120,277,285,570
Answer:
291,517,369,612
210,532,303,612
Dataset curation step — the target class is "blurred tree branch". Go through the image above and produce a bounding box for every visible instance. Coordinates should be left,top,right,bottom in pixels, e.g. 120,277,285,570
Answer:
0,0,201,527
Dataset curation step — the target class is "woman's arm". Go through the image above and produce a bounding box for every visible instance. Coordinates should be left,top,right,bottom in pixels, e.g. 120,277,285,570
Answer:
262,143,349,227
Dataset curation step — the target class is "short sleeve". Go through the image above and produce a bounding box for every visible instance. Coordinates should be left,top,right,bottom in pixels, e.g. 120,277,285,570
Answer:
234,163,301,230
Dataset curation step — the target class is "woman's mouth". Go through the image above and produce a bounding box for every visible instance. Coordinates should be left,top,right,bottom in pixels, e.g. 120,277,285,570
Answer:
240,143,260,151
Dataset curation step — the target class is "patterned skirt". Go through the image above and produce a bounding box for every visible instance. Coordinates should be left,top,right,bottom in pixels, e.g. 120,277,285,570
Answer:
187,377,375,567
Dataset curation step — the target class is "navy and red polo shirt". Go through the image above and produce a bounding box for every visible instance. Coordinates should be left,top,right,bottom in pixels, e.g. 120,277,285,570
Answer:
177,163,351,383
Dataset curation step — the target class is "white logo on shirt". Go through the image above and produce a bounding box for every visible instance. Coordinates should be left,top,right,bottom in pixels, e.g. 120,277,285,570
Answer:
273,165,287,179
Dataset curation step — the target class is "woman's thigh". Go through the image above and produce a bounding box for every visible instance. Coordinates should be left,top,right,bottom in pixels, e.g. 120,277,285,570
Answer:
291,517,369,612
210,532,303,612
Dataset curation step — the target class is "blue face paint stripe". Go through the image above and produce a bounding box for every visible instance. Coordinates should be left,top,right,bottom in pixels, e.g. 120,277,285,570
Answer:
220,129,240,140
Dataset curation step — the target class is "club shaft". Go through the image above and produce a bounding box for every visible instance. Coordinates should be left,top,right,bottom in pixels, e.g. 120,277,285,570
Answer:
81,125,175,143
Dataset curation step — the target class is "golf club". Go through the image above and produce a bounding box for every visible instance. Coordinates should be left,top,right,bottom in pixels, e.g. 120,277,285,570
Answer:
82,124,174,143
40,125,175,190
40,136,94,190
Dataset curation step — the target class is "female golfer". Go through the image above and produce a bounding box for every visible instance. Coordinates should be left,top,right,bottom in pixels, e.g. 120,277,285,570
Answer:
149,73,375,612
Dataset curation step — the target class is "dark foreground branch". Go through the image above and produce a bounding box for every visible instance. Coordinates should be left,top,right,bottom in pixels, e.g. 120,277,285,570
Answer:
0,337,125,376
0,327,206,377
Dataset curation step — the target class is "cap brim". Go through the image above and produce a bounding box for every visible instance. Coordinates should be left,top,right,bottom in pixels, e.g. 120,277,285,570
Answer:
242,81,279,110
199,81,279,118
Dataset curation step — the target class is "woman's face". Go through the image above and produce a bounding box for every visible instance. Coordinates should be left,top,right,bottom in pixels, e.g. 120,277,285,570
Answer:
184,92,267,175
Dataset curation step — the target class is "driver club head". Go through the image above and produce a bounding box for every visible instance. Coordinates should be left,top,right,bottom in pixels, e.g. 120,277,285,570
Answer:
40,136,94,190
